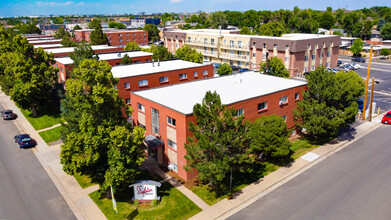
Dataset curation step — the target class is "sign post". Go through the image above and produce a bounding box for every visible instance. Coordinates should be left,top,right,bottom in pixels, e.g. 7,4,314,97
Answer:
129,180,162,201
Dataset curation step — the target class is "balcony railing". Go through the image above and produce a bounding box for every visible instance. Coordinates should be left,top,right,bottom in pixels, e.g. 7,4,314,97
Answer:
220,53,249,61
185,40,217,47
195,49,218,57
220,43,249,50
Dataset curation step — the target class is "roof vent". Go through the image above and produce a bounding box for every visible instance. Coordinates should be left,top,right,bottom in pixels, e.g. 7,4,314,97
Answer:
158,59,160,66
117,53,121,57
152,60,154,67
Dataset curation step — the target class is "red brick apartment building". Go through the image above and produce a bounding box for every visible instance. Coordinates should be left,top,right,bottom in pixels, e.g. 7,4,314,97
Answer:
34,44,63,50
163,29,341,77
130,72,307,181
28,39,62,45
54,51,153,83
44,45,123,58
111,59,214,107
75,29,148,47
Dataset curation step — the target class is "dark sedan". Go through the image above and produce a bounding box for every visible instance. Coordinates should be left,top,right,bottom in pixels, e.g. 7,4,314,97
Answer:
351,57,366,63
1,110,17,120
14,134,37,148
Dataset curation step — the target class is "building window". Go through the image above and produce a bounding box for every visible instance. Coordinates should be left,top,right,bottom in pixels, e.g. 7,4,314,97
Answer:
119,34,122,37
194,72,198,77
203,70,208,76
230,40,234,47
124,82,130,89
126,34,129,36
253,42,256,46
312,54,315,60
285,57,289,61
179,73,187,80
167,116,176,127
159,76,168,83
188,37,191,41
274,44,277,49
253,52,256,58
138,80,148,87
238,41,242,48
168,139,177,150
138,103,145,112
211,38,215,45
304,56,308,61
263,43,266,49
258,102,268,111
60,67,63,72
138,124,146,129
320,53,323,58
282,115,287,122
125,98,131,104
326,62,330,67
311,65,315,70
151,108,160,134
280,96,288,104
173,163,178,171
286,45,289,50
327,52,331,57
304,67,308,72
236,108,244,117
295,93,300,100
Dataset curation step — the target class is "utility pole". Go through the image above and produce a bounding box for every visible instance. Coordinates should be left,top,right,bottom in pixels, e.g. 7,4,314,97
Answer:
369,77,375,122
362,44,373,120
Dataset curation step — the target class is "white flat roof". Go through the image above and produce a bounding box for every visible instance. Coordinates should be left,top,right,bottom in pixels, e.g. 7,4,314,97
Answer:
27,37,54,41
45,45,118,54
133,71,307,115
55,51,153,65
34,44,63,49
112,59,205,79
28,39,62,43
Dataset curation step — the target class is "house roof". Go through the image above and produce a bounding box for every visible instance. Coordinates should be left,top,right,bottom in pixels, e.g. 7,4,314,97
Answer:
44,45,118,54
34,44,63,49
133,71,307,115
54,51,152,65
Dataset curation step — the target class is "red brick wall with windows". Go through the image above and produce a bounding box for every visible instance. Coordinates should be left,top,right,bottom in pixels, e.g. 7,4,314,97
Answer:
106,31,148,47
131,83,307,181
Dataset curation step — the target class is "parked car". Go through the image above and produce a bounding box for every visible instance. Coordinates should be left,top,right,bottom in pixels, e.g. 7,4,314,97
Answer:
343,64,354,72
239,68,250,73
351,57,366,63
381,111,391,124
212,63,221,68
14,134,37,148
337,60,342,66
326,68,339,74
1,110,17,120
357,99,364,112
351,63,361,70
230,65,240,71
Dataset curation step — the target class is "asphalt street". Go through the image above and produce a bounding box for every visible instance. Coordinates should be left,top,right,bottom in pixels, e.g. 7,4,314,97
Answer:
229,124,391,220
0,104,76,220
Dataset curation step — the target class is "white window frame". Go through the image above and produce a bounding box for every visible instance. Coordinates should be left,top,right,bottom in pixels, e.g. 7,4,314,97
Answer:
258,102,268,111
236,108,244,117
168,139,177,150
203,70,208,76
138,103,145,112
159,76,168,83
295,93,299,100
125,98,131,104
194,72,198,77
124,82,130,89
179,73,187,80
282,115,287,122
138,80,148,87
280,96,288,105
167,116,176,127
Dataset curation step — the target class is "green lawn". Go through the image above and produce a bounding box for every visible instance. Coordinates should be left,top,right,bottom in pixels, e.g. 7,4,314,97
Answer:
20,108,62,130
38,126,63,144
90,182,202,220
72,172,97,189
291,138,320,160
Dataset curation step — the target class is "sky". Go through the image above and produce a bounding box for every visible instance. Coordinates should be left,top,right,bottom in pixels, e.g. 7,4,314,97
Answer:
0,0,390,17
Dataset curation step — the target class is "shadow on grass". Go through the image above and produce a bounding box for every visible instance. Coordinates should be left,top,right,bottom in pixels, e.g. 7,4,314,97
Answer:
127,208,139,220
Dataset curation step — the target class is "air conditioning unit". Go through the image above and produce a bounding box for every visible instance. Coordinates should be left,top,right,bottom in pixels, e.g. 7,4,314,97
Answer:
168,164,174,171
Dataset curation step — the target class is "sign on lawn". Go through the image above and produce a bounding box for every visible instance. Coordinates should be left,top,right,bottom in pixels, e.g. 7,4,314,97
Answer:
129,180,161,201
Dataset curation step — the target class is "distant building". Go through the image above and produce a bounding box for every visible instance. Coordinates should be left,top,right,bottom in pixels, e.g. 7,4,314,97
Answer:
74,29,148,47
44,45,123,58
131,71,307,181
39,24,66,36
164,29,341,77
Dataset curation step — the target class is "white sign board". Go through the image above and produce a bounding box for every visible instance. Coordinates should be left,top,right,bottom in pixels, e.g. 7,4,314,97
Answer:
129,180,161,201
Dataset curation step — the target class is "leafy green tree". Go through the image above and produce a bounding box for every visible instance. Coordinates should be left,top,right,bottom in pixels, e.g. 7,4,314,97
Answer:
61,35,77,47
143,45,172,61
54,26,70,39
380,23,391,40
217,63,232,76
320,10,335,29
124,41,140,51
108,21,126,29
185,91,252,190
88,18,102,29
380,48,391,56
350,38,364,56
247,115,292,164
333,30,343,36
143,24,160,42
210,11,228,29
377,19,386,31
260,56,289,78
16,23,41,34
69,43,97,68
120,54,132,65
174,44,203,63
73,25,82,31
293,67,365,143
90,25,108,45
161,13,173,26
239,26,252,35
60,59,144,190
259,22,286,37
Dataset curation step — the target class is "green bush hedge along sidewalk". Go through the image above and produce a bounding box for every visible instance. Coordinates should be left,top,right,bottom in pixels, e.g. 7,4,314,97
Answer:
38,126,63,144
90,182,202,220
20,108,62,130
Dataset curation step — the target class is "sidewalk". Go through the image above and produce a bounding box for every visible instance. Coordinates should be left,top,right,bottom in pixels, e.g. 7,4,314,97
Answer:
0,91,106,220
190,118,383,220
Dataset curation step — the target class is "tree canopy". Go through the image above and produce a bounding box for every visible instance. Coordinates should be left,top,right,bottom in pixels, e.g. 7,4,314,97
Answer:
90,25,108,45
350,38,364,56
61,35,77,47
380,22,391,40
239,26,252,35
174,44,203,63
143,24,160,42
143,45,172,61
54,26,70,39
209,11,228,29
216,63,232,76
108,21,126,29
124,41,141,51
120,54,132,65
260,56,289,78
259,22,286,37
69,43,98,68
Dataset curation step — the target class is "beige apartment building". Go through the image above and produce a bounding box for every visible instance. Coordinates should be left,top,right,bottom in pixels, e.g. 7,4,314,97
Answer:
163,29,341,77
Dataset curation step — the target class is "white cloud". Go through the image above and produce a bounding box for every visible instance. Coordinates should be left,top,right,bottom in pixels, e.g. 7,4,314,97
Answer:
36,1,74,7
75,2,84,6
170,0,183,3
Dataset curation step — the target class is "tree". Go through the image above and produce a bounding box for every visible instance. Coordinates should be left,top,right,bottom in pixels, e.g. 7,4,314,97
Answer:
120,54,132,65
61,35,77,47
239,26,252,35
320,10,335,29
380,48,391,56
88,18,102,29
69,43,97,68
377,19,386,31
350,38,364,56
142,45,172,61
54,26,70,39
16,23,41,34
174,44,203,63
90,25,108,45
73,25,82,31
124,41,140,51
108,21,126,29
247,115,292,164
185,91,251,190
60,59,145,190
143,24,160,42
333,30,343,36
380,23,391,40
210,11,228,29
259,22,286,37
260,56,289,78
217,63,232,76
293,67,365,143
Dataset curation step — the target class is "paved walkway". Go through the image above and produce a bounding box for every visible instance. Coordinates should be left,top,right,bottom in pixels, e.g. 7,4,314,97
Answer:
0,91,106,220
190,118,383,220
141,158,210,210
37,123,62,132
